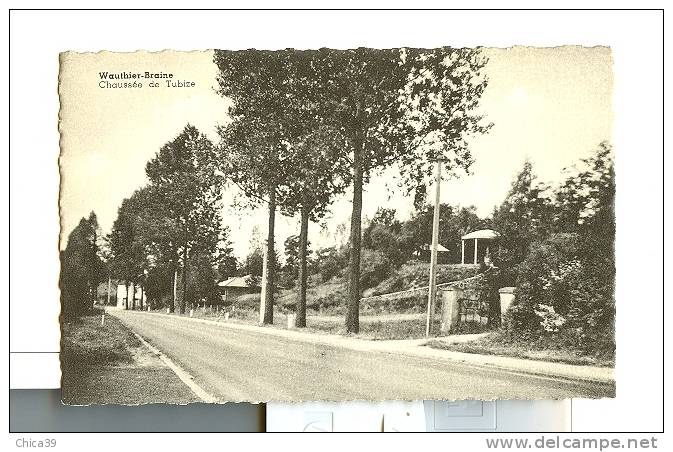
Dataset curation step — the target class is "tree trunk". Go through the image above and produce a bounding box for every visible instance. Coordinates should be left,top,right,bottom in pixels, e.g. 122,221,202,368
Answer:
139,284,144,310
170,266,177,313
180,244,189,314
131,283,136,310
90,282,96,307
261,186,276,325
346,143,364,334
296,205,310,328
124,282,129,310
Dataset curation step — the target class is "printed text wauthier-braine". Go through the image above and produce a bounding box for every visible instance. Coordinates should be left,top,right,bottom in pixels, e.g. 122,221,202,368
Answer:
98,71,195,89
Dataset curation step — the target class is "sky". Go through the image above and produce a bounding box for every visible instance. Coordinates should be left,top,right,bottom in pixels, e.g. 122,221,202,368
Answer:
58,47,613,260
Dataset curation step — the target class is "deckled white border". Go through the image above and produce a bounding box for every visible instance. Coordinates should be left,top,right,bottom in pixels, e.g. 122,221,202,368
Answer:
7,8,665,435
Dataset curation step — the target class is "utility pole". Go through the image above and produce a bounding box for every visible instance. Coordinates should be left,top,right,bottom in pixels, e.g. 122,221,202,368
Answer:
425,159,443,337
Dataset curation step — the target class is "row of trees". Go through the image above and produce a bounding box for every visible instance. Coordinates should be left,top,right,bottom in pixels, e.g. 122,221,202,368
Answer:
213,48,491,332
107,125,235,314
61,48,493,332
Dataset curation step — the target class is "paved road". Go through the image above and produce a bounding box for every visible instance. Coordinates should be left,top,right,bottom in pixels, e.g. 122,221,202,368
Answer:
111,310,615,402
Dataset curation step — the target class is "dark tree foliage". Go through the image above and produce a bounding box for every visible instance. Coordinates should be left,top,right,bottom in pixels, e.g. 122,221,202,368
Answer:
240,248,264,278
491,160,554,280
144,125,224,313
501,143,615,357
109,196,147,309
60,212,106,317
283,234,312,279
362,208,405,266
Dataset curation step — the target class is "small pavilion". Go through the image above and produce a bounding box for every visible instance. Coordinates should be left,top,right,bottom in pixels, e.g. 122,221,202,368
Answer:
418,243,451,262
461,229,501,265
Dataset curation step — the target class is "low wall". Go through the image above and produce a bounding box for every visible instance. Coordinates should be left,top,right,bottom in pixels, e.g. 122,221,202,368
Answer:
360,269,498,315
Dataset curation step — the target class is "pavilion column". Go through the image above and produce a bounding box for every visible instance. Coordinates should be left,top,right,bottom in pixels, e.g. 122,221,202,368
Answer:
461,240,465,264
474,238,478,264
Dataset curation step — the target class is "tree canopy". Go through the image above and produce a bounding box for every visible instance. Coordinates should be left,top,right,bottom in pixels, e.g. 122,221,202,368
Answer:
60,212,106,316
311,47,492,332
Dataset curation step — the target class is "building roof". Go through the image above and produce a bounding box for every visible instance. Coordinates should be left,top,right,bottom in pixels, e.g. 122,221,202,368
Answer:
461,229,501,240
217,275,259,289
420,243,450,252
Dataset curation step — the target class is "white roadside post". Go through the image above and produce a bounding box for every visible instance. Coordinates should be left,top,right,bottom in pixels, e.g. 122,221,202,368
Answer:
425,159,443,337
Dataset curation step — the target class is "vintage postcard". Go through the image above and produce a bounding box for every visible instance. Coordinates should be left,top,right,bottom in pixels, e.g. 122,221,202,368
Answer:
58,47,615,404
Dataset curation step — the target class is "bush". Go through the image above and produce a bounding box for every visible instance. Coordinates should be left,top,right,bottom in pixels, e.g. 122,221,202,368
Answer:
505,233,615,357
359,249,393,289
315,246,348,282
366,225,406,266
234,293,261,310
311,285,349,313
370,263,481,296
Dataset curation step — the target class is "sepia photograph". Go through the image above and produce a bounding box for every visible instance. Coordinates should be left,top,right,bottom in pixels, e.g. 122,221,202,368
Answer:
58,46,616,404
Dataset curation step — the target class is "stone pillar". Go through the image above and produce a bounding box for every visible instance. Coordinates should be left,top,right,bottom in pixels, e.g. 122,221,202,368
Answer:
498,287,516,325
439,287,462,334
287,313,297,329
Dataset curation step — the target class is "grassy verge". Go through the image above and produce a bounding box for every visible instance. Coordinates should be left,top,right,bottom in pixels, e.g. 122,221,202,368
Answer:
61,310,140,367
61,309,199,405
301,318,442,340
425,331,615,367
156,307,441,340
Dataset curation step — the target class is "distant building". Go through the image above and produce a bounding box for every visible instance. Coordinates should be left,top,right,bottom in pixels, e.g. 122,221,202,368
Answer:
217,275,261,305
417,243,452,263
115,283,147,309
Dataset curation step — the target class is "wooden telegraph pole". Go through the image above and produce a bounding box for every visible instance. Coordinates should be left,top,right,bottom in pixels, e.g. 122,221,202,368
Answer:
425,159,444,337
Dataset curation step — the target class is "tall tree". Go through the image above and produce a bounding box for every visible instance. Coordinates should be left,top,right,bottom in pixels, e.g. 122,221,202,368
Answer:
109,198,145,309
214,51,290,324
60,212,106,316
214,50,348,325
281,126,349,327
145,125,223,314
554,141,614,239
314,47,491,332
126,186,178,310
491,160,554,273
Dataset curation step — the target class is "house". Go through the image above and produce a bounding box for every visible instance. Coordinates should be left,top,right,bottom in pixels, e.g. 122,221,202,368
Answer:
114,283,147,309
217,275,261,305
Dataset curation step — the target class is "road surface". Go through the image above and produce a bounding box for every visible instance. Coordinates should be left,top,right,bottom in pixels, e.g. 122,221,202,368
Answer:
111,310,615,401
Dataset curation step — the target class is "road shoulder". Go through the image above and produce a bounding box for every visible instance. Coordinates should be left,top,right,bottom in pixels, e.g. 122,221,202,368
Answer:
61,311,201,405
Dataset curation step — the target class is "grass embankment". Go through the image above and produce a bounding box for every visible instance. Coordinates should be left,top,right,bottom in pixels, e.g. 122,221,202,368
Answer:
61,309,199,405
425,331,615,367
296,317,442,340
235,262,481,315
166,263,482,340
167,306,441,340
